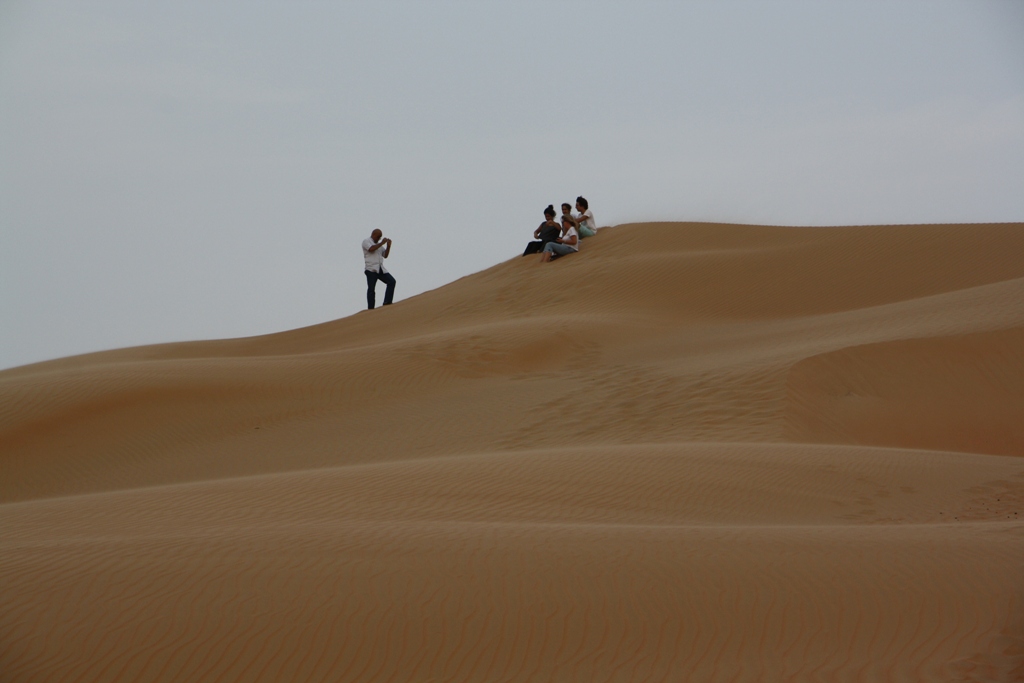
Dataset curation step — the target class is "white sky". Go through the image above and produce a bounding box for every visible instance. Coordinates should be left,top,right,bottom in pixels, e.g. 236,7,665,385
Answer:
2,1,1023,370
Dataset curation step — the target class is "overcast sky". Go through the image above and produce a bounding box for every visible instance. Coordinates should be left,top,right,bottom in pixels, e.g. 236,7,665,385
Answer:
2,1,1022,370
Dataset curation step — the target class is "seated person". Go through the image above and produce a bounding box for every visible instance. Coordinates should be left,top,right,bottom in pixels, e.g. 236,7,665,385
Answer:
523,205,563,256
560,202,578,229
575,196,597,237
540,217,579,263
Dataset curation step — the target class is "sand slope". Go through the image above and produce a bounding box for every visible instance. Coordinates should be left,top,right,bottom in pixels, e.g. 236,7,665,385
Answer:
2,222,1023,682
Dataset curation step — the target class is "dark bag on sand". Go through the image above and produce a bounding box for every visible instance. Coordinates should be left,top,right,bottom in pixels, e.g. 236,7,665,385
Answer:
523,224,562,256
538,225,561,243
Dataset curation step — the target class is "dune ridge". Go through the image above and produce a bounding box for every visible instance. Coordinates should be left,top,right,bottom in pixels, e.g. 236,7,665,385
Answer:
2,221,1023,681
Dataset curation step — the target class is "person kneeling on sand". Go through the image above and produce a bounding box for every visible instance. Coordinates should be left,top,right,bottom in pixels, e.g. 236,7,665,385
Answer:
540,217,579,263
575,196,597,238
523,205,563,256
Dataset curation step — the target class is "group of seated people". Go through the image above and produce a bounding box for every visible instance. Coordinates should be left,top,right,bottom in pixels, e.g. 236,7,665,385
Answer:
523,196,597,262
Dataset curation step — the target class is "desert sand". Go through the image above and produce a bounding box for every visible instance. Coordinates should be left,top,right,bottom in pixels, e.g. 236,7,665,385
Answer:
2,221,1023,682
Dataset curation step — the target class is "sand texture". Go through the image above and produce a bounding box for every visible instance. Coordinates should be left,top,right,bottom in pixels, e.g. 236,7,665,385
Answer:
2,221,1024,682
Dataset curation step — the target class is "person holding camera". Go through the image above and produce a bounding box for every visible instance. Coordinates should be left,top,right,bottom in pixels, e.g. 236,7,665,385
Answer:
362,229,396,309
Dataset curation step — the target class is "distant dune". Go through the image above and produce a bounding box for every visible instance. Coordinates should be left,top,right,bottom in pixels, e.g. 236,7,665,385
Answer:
2,222,1023,682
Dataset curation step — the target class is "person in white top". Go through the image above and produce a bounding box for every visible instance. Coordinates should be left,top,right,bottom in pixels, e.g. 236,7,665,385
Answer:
574,196,597,237
540,217,579,263
362,229,396,309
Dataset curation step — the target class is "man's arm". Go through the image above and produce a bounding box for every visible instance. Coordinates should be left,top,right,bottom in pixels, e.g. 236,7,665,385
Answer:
367,241,385,253
382,238,392,258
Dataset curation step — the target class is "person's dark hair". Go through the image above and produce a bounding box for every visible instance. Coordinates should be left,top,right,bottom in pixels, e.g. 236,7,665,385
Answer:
544,204,556,218
576,196,589,210
561,203,572,211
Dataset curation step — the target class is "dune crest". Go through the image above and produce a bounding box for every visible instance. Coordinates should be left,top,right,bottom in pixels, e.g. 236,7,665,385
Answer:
3,222,1024,681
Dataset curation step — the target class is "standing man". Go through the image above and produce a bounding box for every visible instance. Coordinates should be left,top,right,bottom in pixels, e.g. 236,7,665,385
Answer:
362,229,396,309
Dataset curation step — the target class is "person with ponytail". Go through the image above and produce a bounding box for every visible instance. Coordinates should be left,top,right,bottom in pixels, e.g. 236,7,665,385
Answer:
522,205,563,256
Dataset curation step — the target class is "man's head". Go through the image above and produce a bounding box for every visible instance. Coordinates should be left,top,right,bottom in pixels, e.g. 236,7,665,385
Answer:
371,229,383,242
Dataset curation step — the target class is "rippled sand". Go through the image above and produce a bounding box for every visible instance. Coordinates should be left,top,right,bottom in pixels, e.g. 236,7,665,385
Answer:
2,222,1023,681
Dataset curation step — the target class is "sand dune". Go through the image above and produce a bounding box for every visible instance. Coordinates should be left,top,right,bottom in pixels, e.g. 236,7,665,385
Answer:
2,221,1023,681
